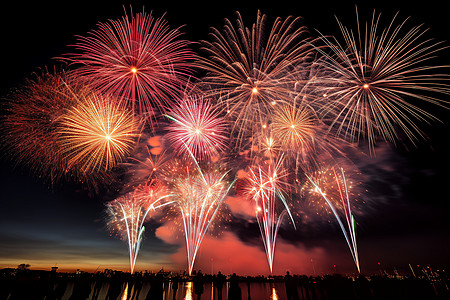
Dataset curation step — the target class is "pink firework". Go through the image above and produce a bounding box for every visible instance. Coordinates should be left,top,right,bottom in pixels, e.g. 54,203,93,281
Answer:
165,95,228,160
63,8,195,118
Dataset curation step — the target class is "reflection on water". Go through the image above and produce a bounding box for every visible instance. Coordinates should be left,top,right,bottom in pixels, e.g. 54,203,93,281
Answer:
7,273,443,300
60,281,285,300
270,287,279,300
184,281,193,300
121,283,128,300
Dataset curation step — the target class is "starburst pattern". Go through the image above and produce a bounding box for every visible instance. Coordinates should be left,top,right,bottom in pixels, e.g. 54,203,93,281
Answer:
313,10,450,149
165,96,228,159
199,10,313,144
63,9,195,119
57,93,141,173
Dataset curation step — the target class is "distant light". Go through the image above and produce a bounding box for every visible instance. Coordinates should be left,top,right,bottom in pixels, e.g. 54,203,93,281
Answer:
105,135,111,140
271,101,276,105
195,129,201,134
262,124,267,129
131,67,137,73
363,83,369,89
252,87,258,94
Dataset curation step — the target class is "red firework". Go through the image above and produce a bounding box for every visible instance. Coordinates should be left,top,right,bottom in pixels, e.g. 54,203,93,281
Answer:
1,68,84,182
62,8,195,119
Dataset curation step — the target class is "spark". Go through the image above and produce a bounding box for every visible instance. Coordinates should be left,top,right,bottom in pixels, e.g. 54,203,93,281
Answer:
199,10,313,146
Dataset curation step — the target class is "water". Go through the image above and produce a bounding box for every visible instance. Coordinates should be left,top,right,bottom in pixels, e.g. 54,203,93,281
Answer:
61,281,299,300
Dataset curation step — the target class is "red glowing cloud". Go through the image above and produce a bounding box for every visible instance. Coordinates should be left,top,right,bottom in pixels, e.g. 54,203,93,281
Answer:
156,220,327,275
225,196,254,218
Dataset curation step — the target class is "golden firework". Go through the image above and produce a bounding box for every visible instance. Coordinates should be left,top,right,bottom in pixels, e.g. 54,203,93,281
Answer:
57,94,141,173
272,105,316,152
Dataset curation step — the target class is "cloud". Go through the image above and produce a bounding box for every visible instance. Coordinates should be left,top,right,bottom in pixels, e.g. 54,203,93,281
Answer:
225,196,254,218
154,219,327,275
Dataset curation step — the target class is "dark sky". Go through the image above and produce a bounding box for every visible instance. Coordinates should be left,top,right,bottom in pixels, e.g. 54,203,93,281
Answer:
0,0,449,275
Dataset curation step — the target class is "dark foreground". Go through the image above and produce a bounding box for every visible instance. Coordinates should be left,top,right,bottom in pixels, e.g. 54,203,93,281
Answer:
0,268,449,300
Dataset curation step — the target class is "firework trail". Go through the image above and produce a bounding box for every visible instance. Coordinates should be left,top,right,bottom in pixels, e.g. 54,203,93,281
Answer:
168,147,234,275
244,156,295,273
165,95,228,160
312,10,449,150
62,8,195,119
306,168,360,272
199,10,313,146
106,182,172,273
57,93,141,174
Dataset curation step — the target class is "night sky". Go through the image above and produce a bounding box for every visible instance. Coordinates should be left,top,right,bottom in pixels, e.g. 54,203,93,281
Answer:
0,0,449,275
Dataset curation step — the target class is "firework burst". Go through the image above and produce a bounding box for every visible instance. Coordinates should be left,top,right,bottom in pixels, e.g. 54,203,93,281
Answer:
165,95,228,160
271,104,317,169
1,69,82,182
56,93,141,174
128,143,168,185
63,8,195,119
270,102,353,174
313,10,450,150
199,10,312,145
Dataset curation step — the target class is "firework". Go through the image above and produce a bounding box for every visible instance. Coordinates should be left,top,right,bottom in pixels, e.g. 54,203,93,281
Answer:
168,148,234,275
106,182,172,273
1,69,82,182
199,11,312,145
243,156,295,273
63,8,195,118
128,143,168,185
258,135,281,158
269,102,353,174
312,10,449,150
56,93,141,174
306,167,360,272
165,95,228,160
271,104,317,171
